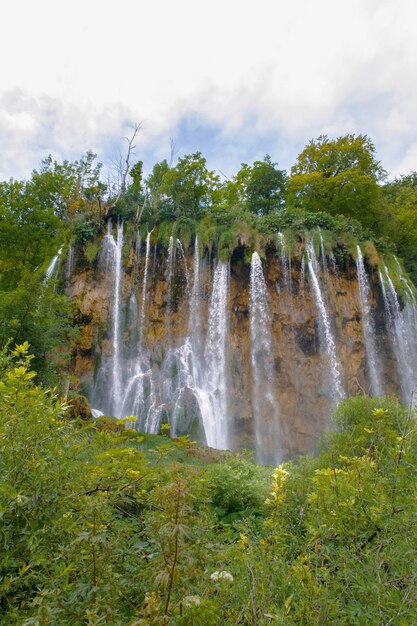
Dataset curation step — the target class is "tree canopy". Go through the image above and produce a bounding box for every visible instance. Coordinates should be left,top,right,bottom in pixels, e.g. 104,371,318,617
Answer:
288,134,386,229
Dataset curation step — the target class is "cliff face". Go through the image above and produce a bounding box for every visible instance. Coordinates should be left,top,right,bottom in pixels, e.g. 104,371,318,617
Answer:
67,235,400,462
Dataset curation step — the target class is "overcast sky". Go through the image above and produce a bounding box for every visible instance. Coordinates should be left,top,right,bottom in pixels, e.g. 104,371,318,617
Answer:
1,0,417,182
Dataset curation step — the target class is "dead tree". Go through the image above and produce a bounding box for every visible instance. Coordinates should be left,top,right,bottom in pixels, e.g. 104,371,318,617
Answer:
105,123,141,221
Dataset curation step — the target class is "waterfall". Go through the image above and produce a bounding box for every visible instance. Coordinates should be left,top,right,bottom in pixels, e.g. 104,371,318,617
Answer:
166,235,175,334
128,292,138,328
306,241,344,401
318,228,328,274
330,251,338,275
189,236,202,353
201,260,229,449
249,252,281,463
380,265,417,402
44,246,63,282
152,243,158,281
356,246,383,396
66,245,73,280
176,239,190,294
139,232,152,343
277,232,292,292
300,255,305,291
168,260,230,449
167,236,174,305
133,231,141,283
103,220,124,416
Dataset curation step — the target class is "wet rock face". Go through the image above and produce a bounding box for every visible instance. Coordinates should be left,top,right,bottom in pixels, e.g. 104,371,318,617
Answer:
67,243,399,460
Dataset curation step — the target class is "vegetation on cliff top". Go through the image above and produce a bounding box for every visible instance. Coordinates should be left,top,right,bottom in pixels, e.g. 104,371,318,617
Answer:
1,343,416,624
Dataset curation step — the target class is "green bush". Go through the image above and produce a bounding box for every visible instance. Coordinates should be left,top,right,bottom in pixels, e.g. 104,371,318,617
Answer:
73,213,100,244
208,452,269,517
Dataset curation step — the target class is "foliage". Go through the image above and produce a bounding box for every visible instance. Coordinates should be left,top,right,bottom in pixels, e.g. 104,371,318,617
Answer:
156,152,218,219
0,272,76,385
30,151,106,219
1,347,417,624
84,242,99,263
245,155,288,216
73,212,100,244
380,172,417,282
288,134,386,230
208,452,270,521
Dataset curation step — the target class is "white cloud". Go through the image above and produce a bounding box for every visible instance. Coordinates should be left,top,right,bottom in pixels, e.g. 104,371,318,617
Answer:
1,0,417,178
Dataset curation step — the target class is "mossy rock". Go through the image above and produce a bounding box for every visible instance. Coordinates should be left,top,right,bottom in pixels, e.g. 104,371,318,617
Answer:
95,415,126,433
67,394,92,420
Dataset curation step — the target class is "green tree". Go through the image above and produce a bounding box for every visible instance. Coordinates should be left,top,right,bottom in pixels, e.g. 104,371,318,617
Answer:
0,171,76,382
30,150,105,219
288,134,386,230
380,172,417,281
159,152,220,220
145,159,173,223
245,155,287,215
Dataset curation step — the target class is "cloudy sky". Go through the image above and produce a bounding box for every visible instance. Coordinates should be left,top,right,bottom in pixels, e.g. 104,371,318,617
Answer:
1,0,417,181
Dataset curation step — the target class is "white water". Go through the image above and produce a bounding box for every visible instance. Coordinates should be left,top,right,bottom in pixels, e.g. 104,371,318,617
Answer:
189,236,202,353
201,261,229,448
278,232,292,292
249,252,281,463
139,232,152,343
176,239,190,295
171,259,230,449
44,246,63,282
306,241,344,401
133,231,141,282
300,255,306,291
90,227,417,456
167,236,174,309
102,220,124,416
380,265,417,403
356,246,383,396
66,245,73,280
319,229,328,274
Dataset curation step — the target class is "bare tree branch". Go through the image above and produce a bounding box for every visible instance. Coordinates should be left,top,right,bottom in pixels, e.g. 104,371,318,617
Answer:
105,123,142,220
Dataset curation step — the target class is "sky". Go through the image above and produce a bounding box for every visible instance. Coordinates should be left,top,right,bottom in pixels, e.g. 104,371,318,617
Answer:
1,0,417,182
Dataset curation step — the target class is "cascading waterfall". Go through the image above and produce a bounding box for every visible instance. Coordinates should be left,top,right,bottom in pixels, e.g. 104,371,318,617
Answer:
66,245,73,280
189,236,203,353
171,259,230,449
300,255,305,291
200,261,230,448
87,222,417,459
249,252,281,463
133,231,141,282
166,236,175,314
356,246,383,396
278,232,292,292
177,239,190,295
380,265,417,402
139,232,152,343
319,229,328,274
44,247,63,282
306,241,344,401
394,258,417,367
105,220,124,416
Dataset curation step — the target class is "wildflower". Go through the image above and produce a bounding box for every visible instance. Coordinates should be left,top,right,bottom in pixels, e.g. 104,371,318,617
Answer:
210,570,234,582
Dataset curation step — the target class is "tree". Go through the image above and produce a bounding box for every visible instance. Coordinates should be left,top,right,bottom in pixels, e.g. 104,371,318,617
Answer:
288,134,386,229
0,172,75,382
245,155,287,215
144,159,172,223
159,152,220,220
30,150,105,219
380,173,417,281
